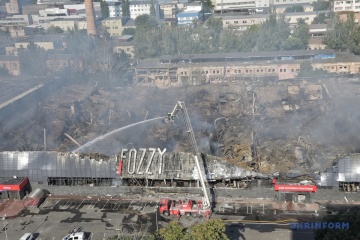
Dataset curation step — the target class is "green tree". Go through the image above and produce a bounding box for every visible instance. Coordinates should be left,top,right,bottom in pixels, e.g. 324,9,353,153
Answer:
323,14,356,52
101,0,109,19
150,0,156,17
135,14,157,31
283,20,309,50
312,0,329,11
298,60,314,77
18,42,48,76
312,13,327,24
46,26,64,34
298,60,329,78
190,219,229,240
159,221,187,240
201,0,214,12
122,0,130,17
220,29,239,52
237,25,259,52
122,28,136,36
285,5,304,13
256,13,291,51
314,207,360,240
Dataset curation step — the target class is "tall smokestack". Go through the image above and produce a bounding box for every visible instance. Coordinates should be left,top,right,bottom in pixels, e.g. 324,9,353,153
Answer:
85,0,97,36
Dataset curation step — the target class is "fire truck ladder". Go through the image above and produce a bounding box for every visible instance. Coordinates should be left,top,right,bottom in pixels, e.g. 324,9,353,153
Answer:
165,101,211,209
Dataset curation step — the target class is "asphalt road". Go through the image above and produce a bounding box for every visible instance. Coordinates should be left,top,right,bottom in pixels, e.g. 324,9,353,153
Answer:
0,198,318,240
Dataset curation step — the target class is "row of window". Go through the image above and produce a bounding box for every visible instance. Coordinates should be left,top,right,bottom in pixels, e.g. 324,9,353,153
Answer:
181,68,302,75
179,66,352,76
225,19,257,24
335,0,360,4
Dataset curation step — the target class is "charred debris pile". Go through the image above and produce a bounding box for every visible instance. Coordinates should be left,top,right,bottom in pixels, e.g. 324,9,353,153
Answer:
1,77,359,177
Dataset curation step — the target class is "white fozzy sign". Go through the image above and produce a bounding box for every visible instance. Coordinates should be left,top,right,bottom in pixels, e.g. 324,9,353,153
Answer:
120,148,167,175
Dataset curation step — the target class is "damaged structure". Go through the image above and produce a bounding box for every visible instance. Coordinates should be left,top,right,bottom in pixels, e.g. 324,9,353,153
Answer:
318,154,360,192
0,151,269,188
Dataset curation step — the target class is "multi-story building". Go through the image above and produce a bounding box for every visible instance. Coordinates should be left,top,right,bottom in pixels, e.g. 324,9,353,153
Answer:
6,0,20,14
108,2,122,17
214,11,325,31
286,11,327,26
113,35,135,58
39,8,69,17
212,0,270,13
274,3,314,13
102,17,125,37
309,24,327,37
308,37,326,50
14,35,64,52
0,15,32,37
50,18,87,31
215,13,269,31
330,0,360,12
129,1,151,20
271,0,313,7
177,4,204,25
159,3,177,19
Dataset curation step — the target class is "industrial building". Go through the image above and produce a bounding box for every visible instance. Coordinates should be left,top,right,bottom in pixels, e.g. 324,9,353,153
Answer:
135,49,360,86
318,154,360,192
0,151,268,187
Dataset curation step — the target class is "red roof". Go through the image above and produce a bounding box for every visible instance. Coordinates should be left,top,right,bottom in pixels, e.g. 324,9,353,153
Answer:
0,177,29,191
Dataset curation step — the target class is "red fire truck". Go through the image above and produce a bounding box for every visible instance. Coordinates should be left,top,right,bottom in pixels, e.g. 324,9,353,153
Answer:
158,198,211,217
159,102,212,218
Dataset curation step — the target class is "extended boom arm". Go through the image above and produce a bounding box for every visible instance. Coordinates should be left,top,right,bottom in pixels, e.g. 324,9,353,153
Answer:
165,101,211,209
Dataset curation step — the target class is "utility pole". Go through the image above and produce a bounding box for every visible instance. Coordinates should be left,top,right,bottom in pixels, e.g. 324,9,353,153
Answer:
43,128,46,151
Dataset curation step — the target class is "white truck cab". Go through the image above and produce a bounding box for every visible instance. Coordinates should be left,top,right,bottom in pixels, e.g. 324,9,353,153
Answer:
62,232,86,240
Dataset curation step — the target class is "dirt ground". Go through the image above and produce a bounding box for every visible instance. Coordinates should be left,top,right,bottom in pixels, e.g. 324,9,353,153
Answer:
1,77,360,176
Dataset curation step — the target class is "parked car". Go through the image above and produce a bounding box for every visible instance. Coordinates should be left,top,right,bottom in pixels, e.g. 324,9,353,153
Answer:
19,233,34,240
63,232,86,240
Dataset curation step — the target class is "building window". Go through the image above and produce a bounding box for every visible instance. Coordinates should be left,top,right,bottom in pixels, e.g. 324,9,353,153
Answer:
206,71,208,74
243,20,247,23
280,69,283,72
234,21,238,24
217,70,219,73
235,70,237,73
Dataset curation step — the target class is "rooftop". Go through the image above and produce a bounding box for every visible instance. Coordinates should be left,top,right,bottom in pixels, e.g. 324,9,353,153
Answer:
222,14,269,20
135,50,360,69
0,177,27,185
129,0,151,5
14,35,64,43
159,49,335,61
309,24,327,30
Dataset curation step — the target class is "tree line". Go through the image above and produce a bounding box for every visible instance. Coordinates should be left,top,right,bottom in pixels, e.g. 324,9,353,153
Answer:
107,219,229,240
324,13,360,55
133,13,310,59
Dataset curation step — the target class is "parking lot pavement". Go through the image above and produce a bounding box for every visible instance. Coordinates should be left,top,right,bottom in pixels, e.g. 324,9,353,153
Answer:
1,198,160,240
0,198,315,240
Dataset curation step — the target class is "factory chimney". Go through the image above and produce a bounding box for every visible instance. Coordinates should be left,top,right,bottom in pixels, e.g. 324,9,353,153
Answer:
85,0,97,36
